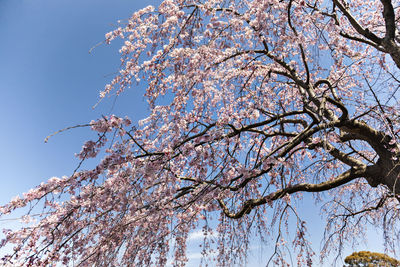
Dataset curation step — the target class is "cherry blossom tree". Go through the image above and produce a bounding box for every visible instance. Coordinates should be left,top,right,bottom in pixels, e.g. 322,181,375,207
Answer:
2,0,400,266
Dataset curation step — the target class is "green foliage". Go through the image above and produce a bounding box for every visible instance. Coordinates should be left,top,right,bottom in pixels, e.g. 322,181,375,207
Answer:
344,251,400,267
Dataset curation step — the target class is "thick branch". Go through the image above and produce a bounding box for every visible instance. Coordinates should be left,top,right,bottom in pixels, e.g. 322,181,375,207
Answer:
379,0,400,68
334,0,400,68
333,0,382,44
218,165,372,219
308,140,365,167
380,0,396,40
340,120,393,160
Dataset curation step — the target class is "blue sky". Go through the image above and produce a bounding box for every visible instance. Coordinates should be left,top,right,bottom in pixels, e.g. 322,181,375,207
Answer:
0,0,157,199
0,0,390,266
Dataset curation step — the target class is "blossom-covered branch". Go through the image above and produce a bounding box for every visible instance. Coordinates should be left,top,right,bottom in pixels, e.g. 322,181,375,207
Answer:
2,0,400,266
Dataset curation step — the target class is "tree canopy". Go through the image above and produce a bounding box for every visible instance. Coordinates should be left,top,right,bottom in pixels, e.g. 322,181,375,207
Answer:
1,0,400,266
344,251,400,267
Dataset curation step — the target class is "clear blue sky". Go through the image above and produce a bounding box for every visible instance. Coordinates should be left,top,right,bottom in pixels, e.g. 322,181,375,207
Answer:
0,1,389,266
0,0,159,199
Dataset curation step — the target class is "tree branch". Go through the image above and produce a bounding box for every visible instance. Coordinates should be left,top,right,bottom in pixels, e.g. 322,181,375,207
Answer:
380,0,396,40
218,165,373,219
332,0,382,44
